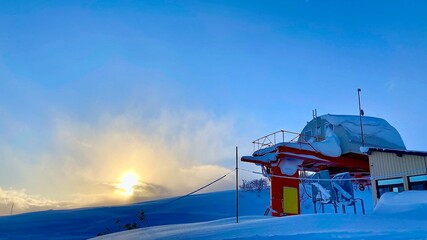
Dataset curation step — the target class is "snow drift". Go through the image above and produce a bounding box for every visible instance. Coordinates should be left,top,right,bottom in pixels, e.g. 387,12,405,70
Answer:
374,191,427,219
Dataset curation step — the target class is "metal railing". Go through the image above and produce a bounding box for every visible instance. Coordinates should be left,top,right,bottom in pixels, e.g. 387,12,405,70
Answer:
252,130,324,152
252,130,285,151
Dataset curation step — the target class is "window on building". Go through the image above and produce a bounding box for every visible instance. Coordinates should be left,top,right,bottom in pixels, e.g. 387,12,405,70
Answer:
376,178,404,198
408,174,427,190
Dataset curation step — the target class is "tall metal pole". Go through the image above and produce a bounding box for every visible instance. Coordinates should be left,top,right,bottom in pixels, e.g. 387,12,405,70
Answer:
357,89,365,146
236,146,239,223
10,202,14,215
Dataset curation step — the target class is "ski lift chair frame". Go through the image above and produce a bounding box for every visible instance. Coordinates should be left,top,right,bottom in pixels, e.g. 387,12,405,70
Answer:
311,170,338,214
331,172,365,215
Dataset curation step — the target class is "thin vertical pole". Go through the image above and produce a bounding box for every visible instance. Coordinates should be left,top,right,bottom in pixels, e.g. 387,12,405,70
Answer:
10,202,14,215
236,146,239,223
357,89,365,146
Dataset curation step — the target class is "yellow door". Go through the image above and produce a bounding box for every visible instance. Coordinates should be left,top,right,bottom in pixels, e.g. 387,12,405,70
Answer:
283,187,298,214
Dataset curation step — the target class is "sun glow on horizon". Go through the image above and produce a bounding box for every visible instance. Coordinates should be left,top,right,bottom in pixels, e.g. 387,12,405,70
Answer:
116,172,139,196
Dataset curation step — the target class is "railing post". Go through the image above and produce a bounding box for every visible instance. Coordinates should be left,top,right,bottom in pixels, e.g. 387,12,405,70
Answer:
282,130,284,143
274,133,276,145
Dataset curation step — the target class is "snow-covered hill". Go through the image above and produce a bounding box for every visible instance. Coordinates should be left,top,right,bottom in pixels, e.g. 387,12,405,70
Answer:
0,188,425,240
0,190,271,239
93,191,427,240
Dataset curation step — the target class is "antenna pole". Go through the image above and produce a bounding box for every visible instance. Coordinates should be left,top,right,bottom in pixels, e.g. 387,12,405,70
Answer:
235,146,239,223
10,202,14,215
357,89,365,146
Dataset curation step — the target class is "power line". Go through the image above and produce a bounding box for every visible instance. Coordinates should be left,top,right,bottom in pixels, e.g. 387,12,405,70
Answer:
145,169,236,213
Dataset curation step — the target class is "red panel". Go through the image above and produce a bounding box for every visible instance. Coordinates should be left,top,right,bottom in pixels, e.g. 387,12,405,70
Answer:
270,166,300,217
276,146,370,172
241,146,369,173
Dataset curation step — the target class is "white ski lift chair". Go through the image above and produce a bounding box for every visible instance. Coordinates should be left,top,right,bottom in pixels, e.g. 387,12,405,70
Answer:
332,172,365,214
311,170,338,213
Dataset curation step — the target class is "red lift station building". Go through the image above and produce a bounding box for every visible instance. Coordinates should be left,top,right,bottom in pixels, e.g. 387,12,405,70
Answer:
241,114,406,217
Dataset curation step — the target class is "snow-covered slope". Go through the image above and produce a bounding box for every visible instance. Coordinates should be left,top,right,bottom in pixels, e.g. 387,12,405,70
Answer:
0,190,270,239
94,191,427,240
0,188,424,240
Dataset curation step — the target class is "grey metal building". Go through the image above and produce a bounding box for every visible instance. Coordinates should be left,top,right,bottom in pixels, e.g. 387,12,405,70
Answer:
365,148,427,204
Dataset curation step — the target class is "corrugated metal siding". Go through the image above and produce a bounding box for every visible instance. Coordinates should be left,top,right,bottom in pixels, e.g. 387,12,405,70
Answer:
369,151,427,204
370,152,427,179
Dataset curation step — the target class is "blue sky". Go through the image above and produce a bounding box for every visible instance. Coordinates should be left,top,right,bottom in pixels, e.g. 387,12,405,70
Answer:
0,0,426,214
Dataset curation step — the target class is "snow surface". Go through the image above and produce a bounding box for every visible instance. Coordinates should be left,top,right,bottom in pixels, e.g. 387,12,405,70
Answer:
279,158,303,175
253,146,277,156
249,138,339,164
93,191,427,240
243,152,277,163
311,182,332,203
309,125,342,157
374,191,427,217
0,190,270,239
0,187,425,240
321,114,406,150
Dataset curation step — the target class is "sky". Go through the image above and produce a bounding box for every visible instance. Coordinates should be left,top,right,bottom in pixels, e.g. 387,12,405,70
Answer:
0,0,426,215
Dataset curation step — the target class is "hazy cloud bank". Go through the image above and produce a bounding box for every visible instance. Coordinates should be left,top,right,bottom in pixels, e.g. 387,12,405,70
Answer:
0,108,239,215
0,187,73,215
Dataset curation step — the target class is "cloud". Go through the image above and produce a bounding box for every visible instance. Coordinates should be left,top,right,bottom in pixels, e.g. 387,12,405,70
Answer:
132,182,171,200
0,187,73,216
0,108,240,215
0,60,257,216
52,109,237,194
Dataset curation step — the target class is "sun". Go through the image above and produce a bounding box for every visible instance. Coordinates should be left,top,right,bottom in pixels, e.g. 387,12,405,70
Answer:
117,172,139,196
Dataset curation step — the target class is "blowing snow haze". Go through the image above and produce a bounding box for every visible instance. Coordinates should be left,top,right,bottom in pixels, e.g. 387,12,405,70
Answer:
1,0,427,215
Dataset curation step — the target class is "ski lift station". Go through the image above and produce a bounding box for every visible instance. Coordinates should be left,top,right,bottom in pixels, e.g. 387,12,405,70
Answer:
241,113,427,217
362,147,427,204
